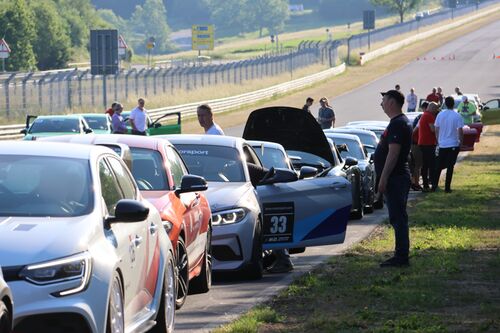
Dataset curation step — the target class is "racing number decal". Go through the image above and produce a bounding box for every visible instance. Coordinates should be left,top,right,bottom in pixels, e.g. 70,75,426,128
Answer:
262,202,294,243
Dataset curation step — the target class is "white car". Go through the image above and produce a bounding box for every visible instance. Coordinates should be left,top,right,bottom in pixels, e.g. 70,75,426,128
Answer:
0,141,176,333
166,135,352,279
0,267,13,333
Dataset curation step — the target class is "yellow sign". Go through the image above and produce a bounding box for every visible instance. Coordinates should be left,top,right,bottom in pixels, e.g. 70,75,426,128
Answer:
192,25,214,51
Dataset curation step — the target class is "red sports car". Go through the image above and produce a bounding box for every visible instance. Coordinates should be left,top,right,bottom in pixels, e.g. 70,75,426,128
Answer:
39,134,212,309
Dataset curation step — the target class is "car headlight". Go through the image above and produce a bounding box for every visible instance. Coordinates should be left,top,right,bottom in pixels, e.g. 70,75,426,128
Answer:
212,208,247,225
19,252,92,297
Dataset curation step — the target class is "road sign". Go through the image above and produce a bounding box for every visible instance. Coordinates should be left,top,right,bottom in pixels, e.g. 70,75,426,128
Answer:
363,10,375,30
146,36,156,50
0,38,11,59
118,35,128,55
192,25,214,51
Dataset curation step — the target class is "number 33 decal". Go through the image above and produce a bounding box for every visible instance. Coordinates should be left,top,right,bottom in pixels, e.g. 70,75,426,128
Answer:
270,216,287,234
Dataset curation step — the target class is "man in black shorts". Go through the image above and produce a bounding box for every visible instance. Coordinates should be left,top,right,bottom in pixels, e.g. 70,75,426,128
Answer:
374,90,412,267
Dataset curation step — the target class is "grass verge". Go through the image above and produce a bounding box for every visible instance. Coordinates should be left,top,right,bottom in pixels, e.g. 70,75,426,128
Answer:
214,125,500,333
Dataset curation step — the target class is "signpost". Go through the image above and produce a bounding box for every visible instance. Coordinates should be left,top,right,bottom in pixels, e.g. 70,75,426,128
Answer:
0,38,11,72
363,10,375,51
146,36,155,68
192,25,214,56
90,29,119,107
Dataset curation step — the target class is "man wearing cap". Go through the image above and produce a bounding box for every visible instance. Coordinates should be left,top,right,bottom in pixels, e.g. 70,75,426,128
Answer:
457,96,476,125
374,90,412,267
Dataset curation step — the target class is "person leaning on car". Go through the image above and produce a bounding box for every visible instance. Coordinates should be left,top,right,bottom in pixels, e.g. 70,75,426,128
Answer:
112,103,128,134
375,90,412,267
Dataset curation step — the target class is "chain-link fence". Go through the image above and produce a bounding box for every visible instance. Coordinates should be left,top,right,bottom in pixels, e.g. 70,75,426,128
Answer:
0,45,341,119
346,0,500,62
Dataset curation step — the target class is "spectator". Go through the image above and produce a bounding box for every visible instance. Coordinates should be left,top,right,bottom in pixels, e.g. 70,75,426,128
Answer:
395,84,401,92
130,98,148,135
457,96,477,125
317,97,335,129
432,96,464,193
406,88,418,112
455,87,463,95
302,97,314,113
197,104,225,135
437,87,444,105
410,101,426,191
374,90,412,267
426,87,440,103
111,103,128,134
105,102,118,117
418,102,438,191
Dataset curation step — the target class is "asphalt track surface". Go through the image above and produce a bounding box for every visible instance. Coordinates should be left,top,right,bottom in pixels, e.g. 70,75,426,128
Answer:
172,20,500,332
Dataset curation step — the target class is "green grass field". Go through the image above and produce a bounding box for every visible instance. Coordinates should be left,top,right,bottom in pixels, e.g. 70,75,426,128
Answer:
215,125,500,333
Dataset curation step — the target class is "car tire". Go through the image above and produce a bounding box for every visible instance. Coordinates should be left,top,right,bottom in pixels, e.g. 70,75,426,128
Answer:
244,219,264,280
175,237,189,309
189,226,212,294
151,250,176,333
106,273,124,333
0,299,11,333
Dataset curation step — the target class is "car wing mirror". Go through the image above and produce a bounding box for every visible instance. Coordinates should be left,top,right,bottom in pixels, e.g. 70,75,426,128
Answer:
344,157,358,167
259,167,298,185
85,128,94,134
20,128,28,135
106,199,149,225
175,175,208,196
299,166,318,179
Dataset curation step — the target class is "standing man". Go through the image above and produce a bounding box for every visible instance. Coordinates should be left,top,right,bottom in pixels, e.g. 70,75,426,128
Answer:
130,98,148,135
317,97,335,129
197,104,225,135
455,87,463,96
406,88,418,112
374,90,412,267
437,87,444,105
302,97,314,113
426,87,440,103
418,102,438,191
457,96,476,125
112,103,128,134
432,96,464,193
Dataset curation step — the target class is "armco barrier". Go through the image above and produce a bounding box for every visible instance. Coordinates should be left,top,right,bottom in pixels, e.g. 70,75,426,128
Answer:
0,63,346,141
360,4,500,65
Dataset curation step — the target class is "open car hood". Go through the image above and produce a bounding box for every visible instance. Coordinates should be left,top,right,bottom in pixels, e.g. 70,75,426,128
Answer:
243,106,335,165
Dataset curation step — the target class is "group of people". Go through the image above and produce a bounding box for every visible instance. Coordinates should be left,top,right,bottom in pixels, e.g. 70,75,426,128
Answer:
375,87,465,269
105,98,149,135
302,96,336,129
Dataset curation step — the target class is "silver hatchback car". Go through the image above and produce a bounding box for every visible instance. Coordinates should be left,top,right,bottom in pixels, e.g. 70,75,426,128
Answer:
0,141,176,333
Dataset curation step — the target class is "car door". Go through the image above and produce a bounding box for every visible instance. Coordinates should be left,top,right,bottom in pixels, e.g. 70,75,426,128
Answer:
243,145,352,251
165,145,204,267
99,156,148,323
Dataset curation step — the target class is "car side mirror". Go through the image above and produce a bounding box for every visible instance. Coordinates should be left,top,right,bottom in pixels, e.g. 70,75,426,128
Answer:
20,128,28,135
336,144,349,153
344,157,358,167
482,105,489,111
299,166,318,179
85,128,93,134
259,168,298,185
175,175,208,195
154,122,162,128
107,199,149,224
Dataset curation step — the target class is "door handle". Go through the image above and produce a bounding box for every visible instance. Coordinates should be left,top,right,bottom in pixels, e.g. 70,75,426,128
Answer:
133,235,142,247
149,223,158,235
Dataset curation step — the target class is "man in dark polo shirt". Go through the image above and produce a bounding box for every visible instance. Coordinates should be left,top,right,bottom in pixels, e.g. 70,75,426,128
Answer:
375,90,413,267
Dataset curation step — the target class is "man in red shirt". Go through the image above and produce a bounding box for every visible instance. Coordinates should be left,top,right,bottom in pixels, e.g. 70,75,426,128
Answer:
426,88,440,103
418,101,439,191
105,102,118,117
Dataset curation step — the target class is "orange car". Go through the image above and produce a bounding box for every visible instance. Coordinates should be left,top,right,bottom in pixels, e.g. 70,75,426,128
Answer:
39,134,212,309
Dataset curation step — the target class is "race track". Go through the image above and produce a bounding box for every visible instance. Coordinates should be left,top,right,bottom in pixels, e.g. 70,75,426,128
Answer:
173,19,500,332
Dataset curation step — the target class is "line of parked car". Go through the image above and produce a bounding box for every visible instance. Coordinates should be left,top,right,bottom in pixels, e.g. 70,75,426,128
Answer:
4,98,485,332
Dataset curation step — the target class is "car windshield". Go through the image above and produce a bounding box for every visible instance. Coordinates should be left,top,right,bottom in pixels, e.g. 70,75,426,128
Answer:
0,155,93,217
129,148,169,191
251,146,289,170
29,118,80,133
175,144,245,182
332,138,365,160
287,150,332,171
82,116,108,130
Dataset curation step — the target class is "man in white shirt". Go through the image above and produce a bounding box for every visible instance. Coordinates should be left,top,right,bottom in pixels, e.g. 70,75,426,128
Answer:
197,104,225,135
130,98,148,135
432,96,464,193
406,88,418,112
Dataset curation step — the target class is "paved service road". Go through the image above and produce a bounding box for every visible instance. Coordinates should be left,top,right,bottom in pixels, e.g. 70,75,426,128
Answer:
173,19,500,332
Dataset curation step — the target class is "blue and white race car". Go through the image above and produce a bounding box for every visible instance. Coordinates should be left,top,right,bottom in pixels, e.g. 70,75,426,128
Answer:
165,134,352,279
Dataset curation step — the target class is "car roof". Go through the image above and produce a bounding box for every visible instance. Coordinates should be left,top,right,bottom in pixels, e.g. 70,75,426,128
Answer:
38,134,171,151
325,127,377,137
0,141,111,159
162,134,244,149
324,132,362,143
247,140,286,151
36,115,82,120
77,113,109,118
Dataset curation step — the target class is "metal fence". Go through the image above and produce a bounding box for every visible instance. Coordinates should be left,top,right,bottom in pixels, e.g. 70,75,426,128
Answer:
0,46,340,119
346,0,500,62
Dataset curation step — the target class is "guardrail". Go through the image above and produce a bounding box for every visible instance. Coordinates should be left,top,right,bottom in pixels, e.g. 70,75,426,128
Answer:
0,63,346,141
359,2,500,65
